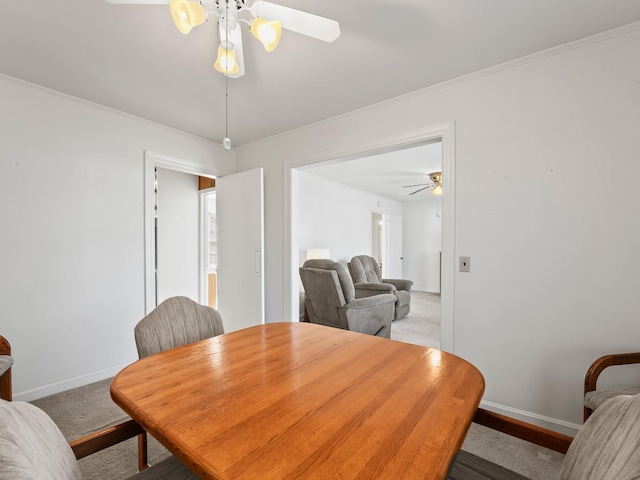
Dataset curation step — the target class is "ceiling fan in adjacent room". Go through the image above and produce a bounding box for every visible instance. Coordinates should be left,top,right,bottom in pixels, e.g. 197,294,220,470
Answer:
403,171,443,196
105,0,341,78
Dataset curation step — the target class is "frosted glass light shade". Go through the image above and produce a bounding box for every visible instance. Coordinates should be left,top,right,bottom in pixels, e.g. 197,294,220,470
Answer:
306,249,331,260
250,18,282,52
214,44,240,75
431,184,443,196
170,0,206,34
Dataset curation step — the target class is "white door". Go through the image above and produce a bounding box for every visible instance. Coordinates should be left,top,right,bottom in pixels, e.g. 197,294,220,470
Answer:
216,168,265,332
386,214,403,279
156,168,200,303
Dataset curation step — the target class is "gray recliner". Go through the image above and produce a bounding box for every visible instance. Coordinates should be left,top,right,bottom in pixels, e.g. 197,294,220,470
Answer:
299,259,395,338
348,255,413,320
134,296,225,359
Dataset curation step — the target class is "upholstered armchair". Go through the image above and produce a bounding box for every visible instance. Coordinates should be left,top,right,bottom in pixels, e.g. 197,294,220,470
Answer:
583,351,640,421
299,259,395,338
348,255,413,320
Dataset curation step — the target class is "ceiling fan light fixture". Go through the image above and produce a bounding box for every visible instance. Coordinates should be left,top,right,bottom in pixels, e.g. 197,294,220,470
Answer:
250,18,282,52
170,0,206,34
214,41,240,75
429,171,443,196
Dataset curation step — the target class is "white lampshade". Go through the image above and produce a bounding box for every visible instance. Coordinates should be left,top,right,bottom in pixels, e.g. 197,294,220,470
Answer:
250,18,282,52
306,248,331,260
170,0,206,34
214,42,240,75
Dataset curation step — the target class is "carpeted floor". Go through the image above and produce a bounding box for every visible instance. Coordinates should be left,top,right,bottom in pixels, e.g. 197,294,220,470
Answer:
390,291,441,348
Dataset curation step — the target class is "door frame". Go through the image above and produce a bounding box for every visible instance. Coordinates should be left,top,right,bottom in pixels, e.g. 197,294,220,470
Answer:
143,151,217,314
283,121,456,352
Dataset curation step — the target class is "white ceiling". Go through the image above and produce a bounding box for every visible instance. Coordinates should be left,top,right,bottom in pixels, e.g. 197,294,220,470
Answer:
2,0,640,150
302,140,443,202
6,1,639,203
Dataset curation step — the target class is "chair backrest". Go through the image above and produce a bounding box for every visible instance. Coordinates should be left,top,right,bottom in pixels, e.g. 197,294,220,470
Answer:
299,260,356,325
560,394,640,480
349,255,382,283
134,296,224,359
0,400,82,480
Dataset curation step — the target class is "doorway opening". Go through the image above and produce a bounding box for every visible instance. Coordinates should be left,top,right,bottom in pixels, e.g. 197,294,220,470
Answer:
143,151,217,314
201,189,217,308
284,121,456,352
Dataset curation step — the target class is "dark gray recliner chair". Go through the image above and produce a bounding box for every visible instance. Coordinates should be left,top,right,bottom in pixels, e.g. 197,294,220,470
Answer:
348,255,413,320
299,259,395,338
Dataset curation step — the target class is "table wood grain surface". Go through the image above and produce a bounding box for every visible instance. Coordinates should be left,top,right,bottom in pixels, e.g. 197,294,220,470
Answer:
111,322,484,480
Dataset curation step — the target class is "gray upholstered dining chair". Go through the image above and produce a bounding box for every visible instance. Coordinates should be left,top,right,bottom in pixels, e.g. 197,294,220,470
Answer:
583,351,640,421
134,296,225,359
559,393,640,479
0,336,13,401
299,259,395,338
0,399,197,480
132,296,224,469
348,255,413,320
449,394,640,480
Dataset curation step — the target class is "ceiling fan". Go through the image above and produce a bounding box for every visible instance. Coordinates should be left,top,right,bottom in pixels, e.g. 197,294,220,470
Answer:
403,171,443,196
104,0,341,78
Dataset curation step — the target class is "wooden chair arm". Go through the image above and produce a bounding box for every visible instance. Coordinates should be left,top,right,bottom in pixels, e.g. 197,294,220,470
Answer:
70,419,149,471
584,352,640,394
0,335,12,401
473,408,573,454
0,336,10,356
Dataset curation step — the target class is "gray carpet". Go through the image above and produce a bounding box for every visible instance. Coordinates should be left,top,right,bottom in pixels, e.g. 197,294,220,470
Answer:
390,290,441,348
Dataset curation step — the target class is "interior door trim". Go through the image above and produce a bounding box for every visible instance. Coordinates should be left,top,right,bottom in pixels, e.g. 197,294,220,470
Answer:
143,151,217,314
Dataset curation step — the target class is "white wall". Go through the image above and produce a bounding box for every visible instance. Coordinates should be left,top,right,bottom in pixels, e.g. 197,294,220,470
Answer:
0,76,235,401
236,25,640,431
296,170,402,266
403,198,442,293
296,170,441,296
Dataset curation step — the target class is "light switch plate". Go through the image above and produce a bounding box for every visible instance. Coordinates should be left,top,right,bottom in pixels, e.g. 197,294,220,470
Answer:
459,256,471,273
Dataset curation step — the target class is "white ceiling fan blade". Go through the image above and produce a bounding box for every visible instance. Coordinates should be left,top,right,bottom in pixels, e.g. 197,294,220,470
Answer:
104,0,169,4
250,1,340,43
220,24,245,79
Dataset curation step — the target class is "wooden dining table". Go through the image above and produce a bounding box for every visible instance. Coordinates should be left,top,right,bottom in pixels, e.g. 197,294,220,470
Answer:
111,322,485,480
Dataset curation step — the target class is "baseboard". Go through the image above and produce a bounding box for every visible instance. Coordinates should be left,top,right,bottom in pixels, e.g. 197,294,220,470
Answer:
479,400,581,437
473,407,574,454
13,364,130,402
